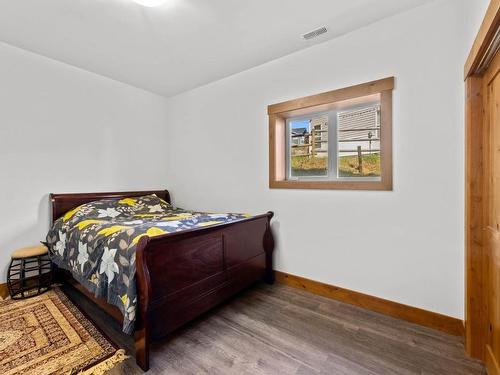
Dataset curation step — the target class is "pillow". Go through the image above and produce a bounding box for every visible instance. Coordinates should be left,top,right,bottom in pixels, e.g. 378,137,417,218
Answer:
60,194,171,224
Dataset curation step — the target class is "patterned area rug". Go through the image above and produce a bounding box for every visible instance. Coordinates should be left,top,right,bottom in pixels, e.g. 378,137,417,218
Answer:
0,288,127,375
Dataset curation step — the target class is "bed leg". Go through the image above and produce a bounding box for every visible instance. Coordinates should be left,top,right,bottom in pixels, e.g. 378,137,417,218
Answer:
52,264,62,284
264,212,275,285
135,325,150,371
264,260,275,284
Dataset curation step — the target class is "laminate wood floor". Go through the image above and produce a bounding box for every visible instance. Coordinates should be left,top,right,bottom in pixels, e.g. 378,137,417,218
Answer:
62,283,485,375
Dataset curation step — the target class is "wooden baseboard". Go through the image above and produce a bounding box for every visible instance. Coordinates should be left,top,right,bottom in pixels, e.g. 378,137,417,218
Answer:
0,283,9,299
275,271,464,337
487,345,500,375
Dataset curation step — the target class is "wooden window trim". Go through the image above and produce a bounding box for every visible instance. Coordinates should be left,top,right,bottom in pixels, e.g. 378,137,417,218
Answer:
268,77,394,190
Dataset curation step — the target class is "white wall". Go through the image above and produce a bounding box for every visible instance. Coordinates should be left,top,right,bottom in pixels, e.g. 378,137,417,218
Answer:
0,42,169,281
0,0,487,317
164,0,488,319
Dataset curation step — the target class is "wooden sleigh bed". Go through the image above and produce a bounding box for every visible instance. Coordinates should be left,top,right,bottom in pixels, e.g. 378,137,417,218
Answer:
49,189,275,371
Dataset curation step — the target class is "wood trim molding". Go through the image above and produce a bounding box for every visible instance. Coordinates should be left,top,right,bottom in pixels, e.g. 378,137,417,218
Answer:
465,0,500,78
269,179,392,191
275,271,464,337
0,283,9,300
487,345,500,375
379,89,393,190
268,77,394,115
464,75,487,360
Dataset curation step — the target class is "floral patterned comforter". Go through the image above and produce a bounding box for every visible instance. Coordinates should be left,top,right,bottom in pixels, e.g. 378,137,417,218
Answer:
46,194,251,334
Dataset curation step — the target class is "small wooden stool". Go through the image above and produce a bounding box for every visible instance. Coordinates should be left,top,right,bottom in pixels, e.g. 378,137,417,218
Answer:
8,245,52,299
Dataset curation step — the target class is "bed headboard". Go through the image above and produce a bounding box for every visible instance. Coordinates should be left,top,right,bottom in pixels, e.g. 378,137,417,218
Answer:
50,189,171,223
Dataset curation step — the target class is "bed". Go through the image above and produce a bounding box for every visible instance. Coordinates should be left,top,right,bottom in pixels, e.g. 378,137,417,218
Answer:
48,189,275,371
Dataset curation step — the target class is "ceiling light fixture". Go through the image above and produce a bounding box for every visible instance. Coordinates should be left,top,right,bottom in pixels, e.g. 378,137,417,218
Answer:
132,0,167,7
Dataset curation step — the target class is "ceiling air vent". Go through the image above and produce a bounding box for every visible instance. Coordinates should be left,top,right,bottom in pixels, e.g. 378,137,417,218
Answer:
302,26,328,40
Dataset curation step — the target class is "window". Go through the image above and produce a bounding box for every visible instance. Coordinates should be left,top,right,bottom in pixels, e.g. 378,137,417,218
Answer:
288,114,329,178
337,105,380,178
268,77,393,190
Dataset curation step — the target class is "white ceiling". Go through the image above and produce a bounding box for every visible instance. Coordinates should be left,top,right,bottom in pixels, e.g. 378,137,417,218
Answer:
0,0,435,97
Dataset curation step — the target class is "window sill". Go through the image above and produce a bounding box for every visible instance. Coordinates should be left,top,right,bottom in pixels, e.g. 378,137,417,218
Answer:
269,179,392,191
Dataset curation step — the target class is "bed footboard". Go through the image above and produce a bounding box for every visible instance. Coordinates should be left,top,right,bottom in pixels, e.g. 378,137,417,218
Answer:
134,212,274,371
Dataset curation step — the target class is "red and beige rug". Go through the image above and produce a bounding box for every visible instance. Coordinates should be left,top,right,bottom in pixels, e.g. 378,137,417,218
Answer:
0,288,127,375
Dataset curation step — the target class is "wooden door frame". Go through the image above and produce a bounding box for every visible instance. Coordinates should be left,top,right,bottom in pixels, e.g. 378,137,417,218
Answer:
465,0,500,361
